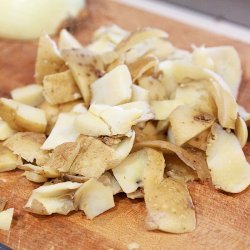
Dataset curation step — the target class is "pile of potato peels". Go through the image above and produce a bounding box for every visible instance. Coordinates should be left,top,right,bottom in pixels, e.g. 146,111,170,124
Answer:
0,25,250,233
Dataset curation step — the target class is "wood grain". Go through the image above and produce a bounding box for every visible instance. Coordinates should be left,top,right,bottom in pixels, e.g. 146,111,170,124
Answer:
0,1,250,249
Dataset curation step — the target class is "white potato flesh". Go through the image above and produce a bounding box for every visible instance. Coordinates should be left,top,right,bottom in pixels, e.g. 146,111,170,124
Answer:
58,29,83,50
100,106,142,135
88,104,110,117
115,28,168,55
0,98,18,130
88,25,128,54
41,113,79,150
16,103,47,133
30,181,81,198
131,84,149,102
119,101,154,123
35,34,66,84
158,60,178,98
125,42,153,65
165,48,192,62
74,178,115,219
0,120,15,140
169,105,215,146
11,84,44,106
25,182,81,215
24,171,48,183
206,46,242,98
71,103,87,113
151,100,183,120
206,124,250,193
91,65,132,106
0,144,17,172
0,98,47,133
87,37,115,54
98,172,122,195
235,116,248,148
193,45,242,97
174,82,217,116
112,149,147,193
0,97,17,109
98,51,118,66
18,164,59,178
125,37,173,64
89,103,145,135
0,208,14,231
172,62,237,129
93,25,128,44
75,112,111,137
192,46,214,70
111,131,135,164
146,38,174,60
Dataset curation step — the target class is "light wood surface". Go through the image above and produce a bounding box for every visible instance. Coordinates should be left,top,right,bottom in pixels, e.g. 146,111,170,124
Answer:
0,1,249,249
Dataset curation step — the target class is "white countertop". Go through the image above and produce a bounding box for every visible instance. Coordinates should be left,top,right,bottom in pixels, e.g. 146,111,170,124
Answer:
116,0,250,44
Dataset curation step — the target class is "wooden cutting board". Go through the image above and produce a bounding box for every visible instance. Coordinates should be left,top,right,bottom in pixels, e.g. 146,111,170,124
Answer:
0,1,249,249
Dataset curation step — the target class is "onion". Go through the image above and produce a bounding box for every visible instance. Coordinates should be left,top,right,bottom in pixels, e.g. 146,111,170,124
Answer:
0,0,85,40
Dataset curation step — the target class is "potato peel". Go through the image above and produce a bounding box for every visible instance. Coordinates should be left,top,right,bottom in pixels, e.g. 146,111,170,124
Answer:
128,55,158,82
235,115,248,148
62,49,104,106
143,148,196,233
25,181,81,215
135,140,210,181
74,178,115,219
45,142,81,173
69,136,118,178
35,34,67,84
169,105,215,146
165,155,198,182
171,62,237,129
0,143,17,172
115,27,168,55
206,124,250,193
0,208,14,231
0,98,47,133
18,163,60,178
187,129,210,151
43,70,81,105
4,132,49,166
1,24,249,235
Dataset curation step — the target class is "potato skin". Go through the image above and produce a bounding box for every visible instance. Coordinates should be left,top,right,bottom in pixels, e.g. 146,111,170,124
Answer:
0,98,47,133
